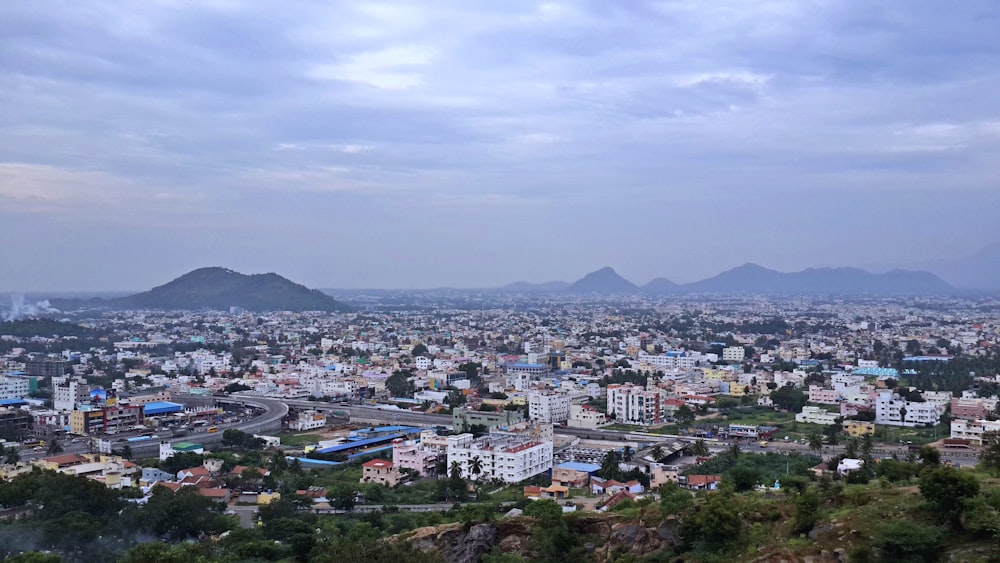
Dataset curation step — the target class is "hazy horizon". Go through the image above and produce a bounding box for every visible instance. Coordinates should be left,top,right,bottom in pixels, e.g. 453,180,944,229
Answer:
3,2,1000,292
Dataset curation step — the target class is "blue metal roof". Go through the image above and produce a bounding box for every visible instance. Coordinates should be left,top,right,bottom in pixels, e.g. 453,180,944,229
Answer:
317,433,401,454
144,401,184,415
0,398,26,407
556,462,601,473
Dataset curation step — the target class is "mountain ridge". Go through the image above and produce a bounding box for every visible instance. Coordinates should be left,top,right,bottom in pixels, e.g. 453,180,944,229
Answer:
51,267,347,312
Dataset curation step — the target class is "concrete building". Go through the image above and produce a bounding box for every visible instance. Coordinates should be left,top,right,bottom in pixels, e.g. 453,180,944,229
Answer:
53,378,89,411
290,410,327,431
25,359,67,378
842,420,876,437
0,408,33,440
723,346,746,362
808,385,840,405
950,419,1000,445
392,438,440,476
452,407,524,432
875,392,947,427
361,459,401,487
527,390,571,423
606,383,668,426
446,432,553,483
567,404,607,430
795,406,839,426
950,397,998,421
0,377,29,400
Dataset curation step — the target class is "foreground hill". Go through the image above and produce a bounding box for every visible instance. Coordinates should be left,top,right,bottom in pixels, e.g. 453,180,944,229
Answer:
53,267,347,312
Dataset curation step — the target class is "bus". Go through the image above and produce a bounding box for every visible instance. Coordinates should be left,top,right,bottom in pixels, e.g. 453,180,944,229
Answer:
206,426,219,433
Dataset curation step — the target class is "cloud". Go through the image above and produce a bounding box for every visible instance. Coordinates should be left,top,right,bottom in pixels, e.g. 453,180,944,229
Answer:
2,1,1000,289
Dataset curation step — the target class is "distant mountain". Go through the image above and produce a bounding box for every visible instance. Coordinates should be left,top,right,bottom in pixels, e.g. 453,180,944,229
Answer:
684,263,953,294
919,244,1000,291
499,280,571,292
52,267,347,312
641,277,681,294
565,267,638,294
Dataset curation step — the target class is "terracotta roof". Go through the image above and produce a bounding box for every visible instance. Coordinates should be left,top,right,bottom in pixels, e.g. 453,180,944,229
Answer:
362,459,394,469
43,454,88,466
686,474,721,486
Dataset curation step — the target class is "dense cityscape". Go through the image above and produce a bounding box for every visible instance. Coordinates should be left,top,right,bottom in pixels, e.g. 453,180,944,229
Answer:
1,285,999,561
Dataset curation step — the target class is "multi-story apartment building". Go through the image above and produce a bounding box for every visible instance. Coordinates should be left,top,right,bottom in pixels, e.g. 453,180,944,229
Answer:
392,438,440,476
875,392,947,427
527,390,571,423
637,351,699,370
446,432,553,483
723,346,746,362
607,383,667,426
25,358,67,378
53,377,90,411
808,385,840,405
0,377,29,400
950,419,1000,445
951,397,999,420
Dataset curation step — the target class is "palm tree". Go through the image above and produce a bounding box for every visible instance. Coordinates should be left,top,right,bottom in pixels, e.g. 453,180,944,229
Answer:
808,433,824,454
690,439,709,457
450,460,463,480
622,446,634,463
467,456,483,480
650,445,664,461
288,458,302,474
121,445,133,459
3,446,19,465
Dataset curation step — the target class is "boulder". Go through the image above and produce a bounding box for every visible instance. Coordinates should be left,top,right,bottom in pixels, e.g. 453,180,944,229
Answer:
446,523,498,563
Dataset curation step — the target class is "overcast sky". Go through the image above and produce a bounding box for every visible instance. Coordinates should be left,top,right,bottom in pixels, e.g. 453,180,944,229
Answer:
2,1,999,291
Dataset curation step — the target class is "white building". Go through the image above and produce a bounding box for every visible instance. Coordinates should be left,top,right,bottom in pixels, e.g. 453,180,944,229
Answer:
446,433,553,483
607,383,669,426
0,377,29,400
567,404,607,430
637,351,699,370
875,392,947,427
290,410,327,431
950,419,1000,445
53,378,89,411
723,346,746,362
795,406,839,425
527,390,571,423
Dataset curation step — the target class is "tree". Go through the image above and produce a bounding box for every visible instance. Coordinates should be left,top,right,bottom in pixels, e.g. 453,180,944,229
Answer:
679,490,744,551
468,456,483,480
46,438,63,455
918,444,940,466
450,460,463,480
728,462,761,492
386,370,415,398
223,382,251,394
981,431,1000,472
675,405,695,427
919,465,980,526
4,445,20,464
122,444,134,460
622,446,633,463
599,450,622,480
808,433,824,454
793,488,821,535
689,439,709,457
770,385,807,412
658,481,693,515
650,445,664,461
411,343,428,357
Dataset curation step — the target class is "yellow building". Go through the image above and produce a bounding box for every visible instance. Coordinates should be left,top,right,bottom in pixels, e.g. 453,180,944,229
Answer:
843,420,876,437
702,368,733,381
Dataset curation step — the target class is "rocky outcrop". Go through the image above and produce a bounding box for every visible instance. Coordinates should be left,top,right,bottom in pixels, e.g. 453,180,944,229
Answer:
446,523,498,563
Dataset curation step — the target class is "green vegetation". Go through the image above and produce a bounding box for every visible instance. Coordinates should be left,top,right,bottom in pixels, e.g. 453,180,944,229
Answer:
280,432,324,447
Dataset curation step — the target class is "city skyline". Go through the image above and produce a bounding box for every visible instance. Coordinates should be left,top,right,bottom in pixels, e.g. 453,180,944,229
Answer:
2,2,1000,291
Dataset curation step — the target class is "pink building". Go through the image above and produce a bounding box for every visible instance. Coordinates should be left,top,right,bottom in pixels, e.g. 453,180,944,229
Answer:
951,397,991,420
808,385,839,405
392,439,440,476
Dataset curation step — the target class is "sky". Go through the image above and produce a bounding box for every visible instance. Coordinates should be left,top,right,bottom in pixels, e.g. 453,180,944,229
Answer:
1,1,999,291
